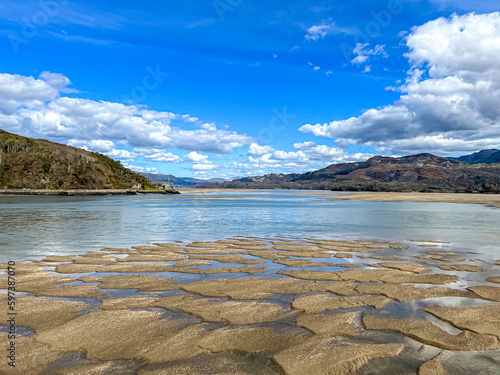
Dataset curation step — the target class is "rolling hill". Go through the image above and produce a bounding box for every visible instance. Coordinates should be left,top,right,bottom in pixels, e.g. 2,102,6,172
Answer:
454,149,500,164
0,129,150,189
203,153,500,193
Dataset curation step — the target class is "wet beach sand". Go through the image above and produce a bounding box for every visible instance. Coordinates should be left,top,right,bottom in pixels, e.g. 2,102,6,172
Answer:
326,192,500,209
1,236,500,374
173,190,500,210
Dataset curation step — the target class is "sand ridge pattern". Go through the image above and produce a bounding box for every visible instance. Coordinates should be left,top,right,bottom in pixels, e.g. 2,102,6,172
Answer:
1,236,499,374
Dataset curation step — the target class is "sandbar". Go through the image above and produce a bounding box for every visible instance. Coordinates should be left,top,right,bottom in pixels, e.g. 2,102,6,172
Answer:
2,235,499,374
328,191,500,209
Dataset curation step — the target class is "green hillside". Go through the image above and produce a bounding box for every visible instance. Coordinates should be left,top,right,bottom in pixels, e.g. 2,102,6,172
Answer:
0,129,150,189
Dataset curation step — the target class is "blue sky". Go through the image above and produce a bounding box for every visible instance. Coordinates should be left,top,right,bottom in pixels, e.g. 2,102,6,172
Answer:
1,0,499,178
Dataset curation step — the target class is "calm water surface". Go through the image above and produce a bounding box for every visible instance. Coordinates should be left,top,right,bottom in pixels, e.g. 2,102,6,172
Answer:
0,190,499,262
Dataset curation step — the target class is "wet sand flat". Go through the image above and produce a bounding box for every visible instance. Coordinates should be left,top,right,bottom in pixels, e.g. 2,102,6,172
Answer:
1,236,500,374
328,191,500,209
177,189,331,196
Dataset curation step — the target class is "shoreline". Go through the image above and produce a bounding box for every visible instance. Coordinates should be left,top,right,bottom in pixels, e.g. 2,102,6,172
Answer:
1,235,499,374
2,188,500,209
0,188,179,196
327,191,500,209
0,188,276,196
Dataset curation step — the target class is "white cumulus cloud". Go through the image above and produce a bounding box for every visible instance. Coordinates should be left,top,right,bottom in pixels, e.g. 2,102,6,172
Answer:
125,165,158,173
184,151,209,163
248,143,274,156
248,142,373,172
300,12,500,155
144,152,181,163
0,72,252,155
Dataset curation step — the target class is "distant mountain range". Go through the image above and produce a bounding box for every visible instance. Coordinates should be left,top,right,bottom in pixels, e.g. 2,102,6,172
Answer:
0,129,150,189
201,151,500,193
453,149,500,164
1,128,498,193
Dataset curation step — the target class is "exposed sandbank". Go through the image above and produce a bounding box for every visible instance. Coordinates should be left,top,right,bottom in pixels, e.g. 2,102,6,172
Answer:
328,191,500,209
1,235,499,374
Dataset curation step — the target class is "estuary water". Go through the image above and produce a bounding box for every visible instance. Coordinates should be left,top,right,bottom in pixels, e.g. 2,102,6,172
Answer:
0,190,499,262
